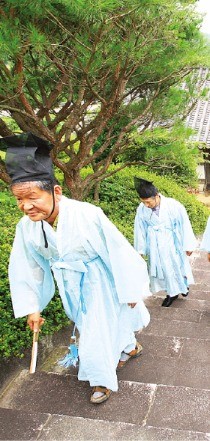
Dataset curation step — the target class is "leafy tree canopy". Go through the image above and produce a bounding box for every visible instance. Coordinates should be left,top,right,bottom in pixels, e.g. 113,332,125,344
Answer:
0,0,209,198
120,124,202,188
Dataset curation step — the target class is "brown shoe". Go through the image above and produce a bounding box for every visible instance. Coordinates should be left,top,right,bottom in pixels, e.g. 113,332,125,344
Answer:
90,386,111,404
117,341,143,370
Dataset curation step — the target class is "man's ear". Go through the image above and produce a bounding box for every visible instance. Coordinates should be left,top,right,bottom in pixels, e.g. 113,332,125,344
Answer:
54,185,62,201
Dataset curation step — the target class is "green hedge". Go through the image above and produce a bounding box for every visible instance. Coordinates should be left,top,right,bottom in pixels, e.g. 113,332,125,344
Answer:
0,167,209,358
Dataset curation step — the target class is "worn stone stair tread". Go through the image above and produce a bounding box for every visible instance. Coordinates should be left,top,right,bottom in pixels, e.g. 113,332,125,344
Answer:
0,370,210,434
0,407,50,440
0,408,209,441
144,304,204,322
117,355,210,390
40,335,210,390
141,316,210,340
38,415,210,441
145,295,210,312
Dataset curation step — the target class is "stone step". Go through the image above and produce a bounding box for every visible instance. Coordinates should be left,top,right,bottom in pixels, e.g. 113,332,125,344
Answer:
142,314,210,340
26,303,209,388
38,333,210,390
0,407,209,441
118,336,210,390
145,299,206,321
14,327,208,395
192,267,210,282
0,407,50,440
0,370,210,435
191,254,210,272
145,293,210,312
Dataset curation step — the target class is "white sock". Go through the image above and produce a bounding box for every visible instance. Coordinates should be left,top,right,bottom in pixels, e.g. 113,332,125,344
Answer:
119,352,131,362
92,391,104,398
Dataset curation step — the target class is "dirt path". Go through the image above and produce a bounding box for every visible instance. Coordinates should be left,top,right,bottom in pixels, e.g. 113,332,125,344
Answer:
196,192,210,208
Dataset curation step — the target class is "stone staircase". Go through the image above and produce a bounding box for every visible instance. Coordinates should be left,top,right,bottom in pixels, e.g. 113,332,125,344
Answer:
0,249,210,440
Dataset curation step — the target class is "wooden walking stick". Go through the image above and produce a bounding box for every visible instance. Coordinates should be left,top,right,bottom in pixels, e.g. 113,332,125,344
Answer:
29,330,39,374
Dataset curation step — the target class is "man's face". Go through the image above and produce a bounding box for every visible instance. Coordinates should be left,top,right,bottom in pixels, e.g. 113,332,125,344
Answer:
140,194,160,209
12,182,62,223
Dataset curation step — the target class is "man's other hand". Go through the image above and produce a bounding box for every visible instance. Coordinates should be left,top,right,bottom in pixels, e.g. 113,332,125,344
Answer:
128,303,137,308
186,251,193,256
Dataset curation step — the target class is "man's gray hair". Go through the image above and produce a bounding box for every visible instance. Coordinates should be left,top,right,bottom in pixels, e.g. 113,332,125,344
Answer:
34,180,57,193
11,179,59,193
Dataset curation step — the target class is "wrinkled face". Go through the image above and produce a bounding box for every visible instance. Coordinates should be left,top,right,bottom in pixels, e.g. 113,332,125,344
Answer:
140,194,160,209
12,182,62,223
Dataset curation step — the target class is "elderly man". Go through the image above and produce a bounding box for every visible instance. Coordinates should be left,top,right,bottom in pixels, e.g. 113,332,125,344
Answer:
0,133,151,404
134,177,197,307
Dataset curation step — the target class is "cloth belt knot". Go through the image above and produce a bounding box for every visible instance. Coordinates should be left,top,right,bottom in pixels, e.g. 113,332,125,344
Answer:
148,226,164,278
51,259,88,273
50,257,98,315
50,258,89,314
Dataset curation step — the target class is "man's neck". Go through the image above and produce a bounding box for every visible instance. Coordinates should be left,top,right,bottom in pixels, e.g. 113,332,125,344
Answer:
154,194,161,208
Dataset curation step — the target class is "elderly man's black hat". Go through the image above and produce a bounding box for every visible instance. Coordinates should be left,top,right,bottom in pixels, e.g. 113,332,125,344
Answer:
0,132,54,184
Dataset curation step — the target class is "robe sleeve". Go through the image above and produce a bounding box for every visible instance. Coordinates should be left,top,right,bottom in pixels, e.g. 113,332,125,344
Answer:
91,207,151,304
175,202,197,251
134,206,148,255
200,217,210,251
9,220,55,318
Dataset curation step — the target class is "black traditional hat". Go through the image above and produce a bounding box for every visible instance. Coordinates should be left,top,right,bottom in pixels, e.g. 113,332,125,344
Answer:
0,132,54,184
134,177,158,198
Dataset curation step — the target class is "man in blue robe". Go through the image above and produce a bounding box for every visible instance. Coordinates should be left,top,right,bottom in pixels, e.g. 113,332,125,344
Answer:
1,133,151,404
200,217,210,260
134,177,197,307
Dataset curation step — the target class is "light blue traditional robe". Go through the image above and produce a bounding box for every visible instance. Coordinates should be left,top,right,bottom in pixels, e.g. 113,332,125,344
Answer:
200,216,210,251
134,194,197,297
9,196,150,391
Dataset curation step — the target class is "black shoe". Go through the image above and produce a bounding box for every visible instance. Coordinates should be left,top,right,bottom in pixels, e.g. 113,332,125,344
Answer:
161,295,178,307
181,287,189,297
